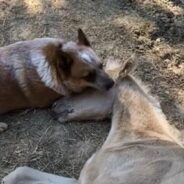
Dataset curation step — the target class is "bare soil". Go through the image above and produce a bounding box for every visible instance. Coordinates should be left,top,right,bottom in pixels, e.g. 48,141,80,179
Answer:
0,0,184,180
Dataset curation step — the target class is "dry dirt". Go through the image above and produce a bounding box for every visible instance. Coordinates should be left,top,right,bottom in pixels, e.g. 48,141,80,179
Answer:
0,0,184,180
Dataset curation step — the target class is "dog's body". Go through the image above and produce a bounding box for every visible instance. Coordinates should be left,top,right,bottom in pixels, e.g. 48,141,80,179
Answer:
0,29,114,132
3,62,184,184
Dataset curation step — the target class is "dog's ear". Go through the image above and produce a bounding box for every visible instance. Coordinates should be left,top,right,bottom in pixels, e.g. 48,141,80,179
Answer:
59,50,73,77
78,28,91,47
43,43,73,78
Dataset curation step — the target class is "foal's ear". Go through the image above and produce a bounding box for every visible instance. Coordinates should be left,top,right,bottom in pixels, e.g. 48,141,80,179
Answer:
77,28,91,47
119,56,136,78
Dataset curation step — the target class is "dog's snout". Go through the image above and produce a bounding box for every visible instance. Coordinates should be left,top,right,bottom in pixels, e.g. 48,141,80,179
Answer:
105,80,114,90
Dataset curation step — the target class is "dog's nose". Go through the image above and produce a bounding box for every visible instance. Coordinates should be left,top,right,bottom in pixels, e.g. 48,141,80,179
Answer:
105,80,114,90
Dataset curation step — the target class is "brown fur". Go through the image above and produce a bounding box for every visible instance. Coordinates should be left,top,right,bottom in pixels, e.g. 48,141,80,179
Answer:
0,44,61,113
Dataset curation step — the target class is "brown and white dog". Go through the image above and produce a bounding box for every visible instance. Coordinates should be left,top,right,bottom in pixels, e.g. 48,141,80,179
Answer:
0,29,114,131
3,62,184,184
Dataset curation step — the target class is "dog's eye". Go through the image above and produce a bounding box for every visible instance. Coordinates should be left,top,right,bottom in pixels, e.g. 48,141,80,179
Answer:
99,63,103,69
83,70,96,82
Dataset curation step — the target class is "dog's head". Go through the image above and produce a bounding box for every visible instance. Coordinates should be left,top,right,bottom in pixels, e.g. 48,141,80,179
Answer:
44,29,114,94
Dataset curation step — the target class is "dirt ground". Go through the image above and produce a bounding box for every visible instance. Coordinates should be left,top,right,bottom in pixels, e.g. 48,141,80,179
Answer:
0,0,184,180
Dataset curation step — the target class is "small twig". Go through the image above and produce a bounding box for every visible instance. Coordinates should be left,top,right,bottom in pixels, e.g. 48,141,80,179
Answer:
0,35,5,46
32,126,51,153
2,17,6,27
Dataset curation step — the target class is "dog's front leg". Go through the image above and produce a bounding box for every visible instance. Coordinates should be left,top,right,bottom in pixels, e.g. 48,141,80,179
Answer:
2,167,77,184
52,88,115,123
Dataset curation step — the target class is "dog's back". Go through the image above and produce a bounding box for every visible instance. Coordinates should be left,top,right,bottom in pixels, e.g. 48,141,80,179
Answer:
0,38,61,113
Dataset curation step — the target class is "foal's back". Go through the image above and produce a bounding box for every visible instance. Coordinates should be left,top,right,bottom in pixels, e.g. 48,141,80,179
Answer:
79,139,184,184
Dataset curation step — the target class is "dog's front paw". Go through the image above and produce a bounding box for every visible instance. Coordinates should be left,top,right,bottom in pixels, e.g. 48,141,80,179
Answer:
0,122,8,133
52,98,74,123
54,108,74,123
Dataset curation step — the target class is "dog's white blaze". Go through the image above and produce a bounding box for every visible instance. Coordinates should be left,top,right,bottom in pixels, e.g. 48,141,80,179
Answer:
31,51,52,83
80,52,92,63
